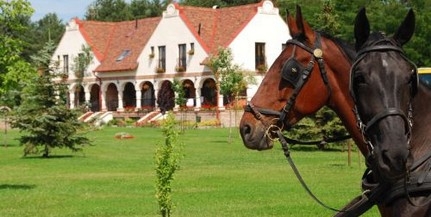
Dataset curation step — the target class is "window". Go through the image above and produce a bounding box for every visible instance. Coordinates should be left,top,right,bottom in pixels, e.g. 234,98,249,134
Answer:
189,43,195,55
63,55,69,73
255,43,266,70
116,49,131,62
178,44,187,71
158,46,166,71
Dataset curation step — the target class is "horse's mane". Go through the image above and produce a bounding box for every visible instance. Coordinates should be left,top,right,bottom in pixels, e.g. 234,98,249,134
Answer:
318,31,356,63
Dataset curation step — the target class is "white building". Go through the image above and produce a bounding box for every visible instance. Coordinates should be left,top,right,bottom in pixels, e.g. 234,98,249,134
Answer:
52,0,290,114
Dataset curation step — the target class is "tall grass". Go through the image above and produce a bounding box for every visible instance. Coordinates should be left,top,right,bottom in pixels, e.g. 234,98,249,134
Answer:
0,127,379,216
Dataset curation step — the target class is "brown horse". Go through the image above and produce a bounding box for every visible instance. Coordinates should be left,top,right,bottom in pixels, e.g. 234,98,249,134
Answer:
349,8,431,217
239,5,431,216
239,5,367,154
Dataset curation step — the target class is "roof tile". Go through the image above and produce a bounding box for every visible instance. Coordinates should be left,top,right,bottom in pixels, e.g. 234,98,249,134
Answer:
76,17,161,73
74,1,265,73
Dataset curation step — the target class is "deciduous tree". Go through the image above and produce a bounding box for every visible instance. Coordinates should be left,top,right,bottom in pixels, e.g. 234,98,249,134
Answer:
0,0,34,107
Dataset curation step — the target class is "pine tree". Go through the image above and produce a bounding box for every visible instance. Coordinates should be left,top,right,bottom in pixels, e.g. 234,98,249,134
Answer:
11,41,91,157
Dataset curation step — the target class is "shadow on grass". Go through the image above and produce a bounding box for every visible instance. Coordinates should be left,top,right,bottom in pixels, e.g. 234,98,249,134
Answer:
283,145,344,152
21,155,82,159
0,184,36,190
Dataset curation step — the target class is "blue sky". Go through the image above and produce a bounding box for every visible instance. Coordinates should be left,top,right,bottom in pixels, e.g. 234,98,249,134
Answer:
29,0,90,22
28,0,131,22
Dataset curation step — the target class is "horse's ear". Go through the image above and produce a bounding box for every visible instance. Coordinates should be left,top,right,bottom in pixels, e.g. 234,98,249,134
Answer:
286,6,299,37
295,5,314,43
286,8,297,35
354,7,370,51
285,8,290,20
393,9,415,46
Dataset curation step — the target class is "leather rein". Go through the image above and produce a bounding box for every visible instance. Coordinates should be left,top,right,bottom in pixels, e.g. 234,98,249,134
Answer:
335,39,431,216
244,33,354,212
243,34,431,216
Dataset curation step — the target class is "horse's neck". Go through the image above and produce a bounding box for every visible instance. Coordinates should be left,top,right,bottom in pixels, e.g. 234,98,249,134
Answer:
411,84,431,158
326,54,369,156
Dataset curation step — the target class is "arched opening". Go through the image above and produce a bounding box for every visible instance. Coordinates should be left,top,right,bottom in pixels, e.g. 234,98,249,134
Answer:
142,81,155,109
183,79,196,107
201,78,217,107
90,84,100,112
156,80,175,114
225,85,247,109
106,83,118,111
74,84,85,108
123,82,136,110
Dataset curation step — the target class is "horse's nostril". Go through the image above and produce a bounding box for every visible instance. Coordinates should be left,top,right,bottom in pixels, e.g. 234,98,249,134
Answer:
380,149,408,174
242,124,252,136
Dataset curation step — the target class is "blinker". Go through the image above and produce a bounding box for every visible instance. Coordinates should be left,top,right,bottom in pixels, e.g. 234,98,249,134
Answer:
281,57,305,87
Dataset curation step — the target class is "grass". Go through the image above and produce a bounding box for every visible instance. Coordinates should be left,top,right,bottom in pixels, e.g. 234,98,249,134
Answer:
0,127,380,216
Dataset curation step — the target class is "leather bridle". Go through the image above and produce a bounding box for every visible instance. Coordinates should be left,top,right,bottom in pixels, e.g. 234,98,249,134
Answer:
244,32,331,137
349,38,418,157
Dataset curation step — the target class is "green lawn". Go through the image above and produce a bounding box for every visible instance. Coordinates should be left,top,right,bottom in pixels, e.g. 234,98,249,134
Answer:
0,127,379,216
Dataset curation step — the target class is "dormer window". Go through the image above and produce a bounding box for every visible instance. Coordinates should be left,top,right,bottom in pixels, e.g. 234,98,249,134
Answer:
116,49,131,62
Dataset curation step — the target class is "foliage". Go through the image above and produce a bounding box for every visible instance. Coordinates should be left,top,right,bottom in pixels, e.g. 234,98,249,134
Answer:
172,79,186,107
0,59,36,108
314,0,339,35
84,0,169,21
72,45,93,86
0,0,35,107
22,13,65,62
208,47,253,103
155,112,183,217
10,41,91,157
85,0,132,21
130,0,169,18
285,107,349,147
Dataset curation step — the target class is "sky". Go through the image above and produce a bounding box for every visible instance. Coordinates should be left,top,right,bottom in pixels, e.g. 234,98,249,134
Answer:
28,0,91,22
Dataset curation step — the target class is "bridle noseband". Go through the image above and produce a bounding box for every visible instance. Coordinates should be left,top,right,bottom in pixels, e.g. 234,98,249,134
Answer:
244,33,330,137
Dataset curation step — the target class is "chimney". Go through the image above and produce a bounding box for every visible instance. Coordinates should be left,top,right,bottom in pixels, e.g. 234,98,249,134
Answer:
198,23,201,36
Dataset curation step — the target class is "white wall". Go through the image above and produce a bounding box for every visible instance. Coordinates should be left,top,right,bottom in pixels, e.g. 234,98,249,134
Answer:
229,6,290,71
136,8,209,77
52,19,100,80
228,2,290,99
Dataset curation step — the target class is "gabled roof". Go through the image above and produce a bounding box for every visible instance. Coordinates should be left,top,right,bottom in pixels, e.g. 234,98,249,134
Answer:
72,1,268,73
178,1,263,54
75,17,161,73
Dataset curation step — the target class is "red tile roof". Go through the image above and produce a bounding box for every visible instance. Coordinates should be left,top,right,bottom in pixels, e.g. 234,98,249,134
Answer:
178,1,263,54
74,1,265,73
75,17,161,72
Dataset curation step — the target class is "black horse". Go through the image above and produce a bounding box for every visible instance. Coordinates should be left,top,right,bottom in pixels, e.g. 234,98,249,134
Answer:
348,7,431,217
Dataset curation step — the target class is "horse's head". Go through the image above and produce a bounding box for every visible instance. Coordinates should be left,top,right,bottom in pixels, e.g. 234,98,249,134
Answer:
239,5,355,150
350,8,416,183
